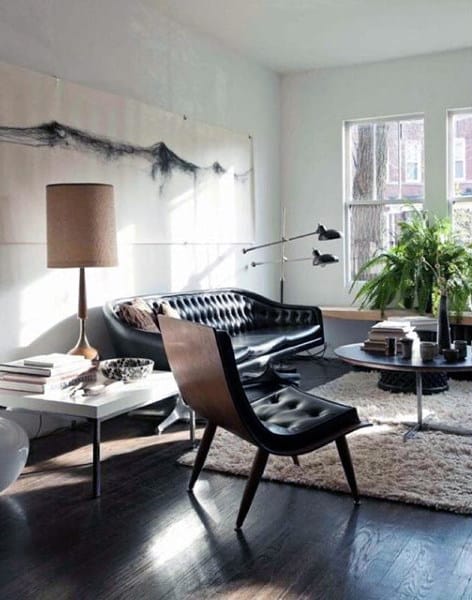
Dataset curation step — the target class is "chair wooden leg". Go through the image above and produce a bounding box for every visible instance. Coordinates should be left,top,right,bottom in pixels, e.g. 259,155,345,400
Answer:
335,436,360,504
292,455,300,466
235,448,269,530
188,422,217,491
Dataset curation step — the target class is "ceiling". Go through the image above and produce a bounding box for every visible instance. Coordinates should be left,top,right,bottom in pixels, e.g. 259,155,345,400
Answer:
153,0,472,73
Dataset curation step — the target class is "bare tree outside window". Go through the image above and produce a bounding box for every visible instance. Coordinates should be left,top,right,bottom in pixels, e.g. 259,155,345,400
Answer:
346,117,424,281
450,111,472,243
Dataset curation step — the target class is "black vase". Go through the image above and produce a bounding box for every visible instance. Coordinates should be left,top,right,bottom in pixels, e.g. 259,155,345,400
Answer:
437,294,451,351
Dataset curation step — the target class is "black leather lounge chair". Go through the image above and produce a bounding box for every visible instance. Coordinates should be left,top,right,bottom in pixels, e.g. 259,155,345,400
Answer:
158,316,366,530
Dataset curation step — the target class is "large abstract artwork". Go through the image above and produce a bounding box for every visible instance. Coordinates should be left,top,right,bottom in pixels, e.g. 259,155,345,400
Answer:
0,62,254,245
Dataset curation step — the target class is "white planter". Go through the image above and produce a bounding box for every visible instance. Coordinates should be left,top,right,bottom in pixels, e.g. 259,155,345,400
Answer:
0,416,29,493
1,408,74,439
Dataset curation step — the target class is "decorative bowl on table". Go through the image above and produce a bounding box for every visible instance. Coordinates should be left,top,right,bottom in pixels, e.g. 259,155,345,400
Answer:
99,358,154,382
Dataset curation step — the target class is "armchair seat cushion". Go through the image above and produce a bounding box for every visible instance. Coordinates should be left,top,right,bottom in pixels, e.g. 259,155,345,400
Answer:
252,386,360,439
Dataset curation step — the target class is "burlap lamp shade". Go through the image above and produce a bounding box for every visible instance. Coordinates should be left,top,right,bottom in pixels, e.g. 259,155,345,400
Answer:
46,183,118,359
47,183,117,268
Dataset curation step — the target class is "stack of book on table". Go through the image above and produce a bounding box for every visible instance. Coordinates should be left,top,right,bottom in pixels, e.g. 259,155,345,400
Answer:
0,353,97,393
387,314,437,332
363,320,415,354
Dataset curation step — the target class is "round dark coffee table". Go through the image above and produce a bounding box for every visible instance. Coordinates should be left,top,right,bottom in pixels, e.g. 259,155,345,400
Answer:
378,369,448,394
335,342,472,439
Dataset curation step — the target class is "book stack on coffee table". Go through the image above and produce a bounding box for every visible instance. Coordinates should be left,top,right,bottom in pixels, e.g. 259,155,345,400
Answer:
387,314,437,333
0,353,96,393
362,320,415,354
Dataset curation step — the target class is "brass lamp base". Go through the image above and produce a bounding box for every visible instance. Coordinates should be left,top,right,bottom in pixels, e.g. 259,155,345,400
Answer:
69,318,98,361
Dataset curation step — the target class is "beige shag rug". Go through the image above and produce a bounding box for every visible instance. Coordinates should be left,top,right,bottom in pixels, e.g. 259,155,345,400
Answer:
178,372,472,514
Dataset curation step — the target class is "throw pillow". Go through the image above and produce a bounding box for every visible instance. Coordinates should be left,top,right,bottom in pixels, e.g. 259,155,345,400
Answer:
117,298,159,332
159,301,182,320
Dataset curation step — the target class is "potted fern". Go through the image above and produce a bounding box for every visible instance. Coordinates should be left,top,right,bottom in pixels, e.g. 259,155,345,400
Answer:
350,209,472,329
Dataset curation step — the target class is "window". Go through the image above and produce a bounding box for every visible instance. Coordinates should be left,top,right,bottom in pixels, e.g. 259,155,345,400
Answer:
405,140,421,183
344,116,424,282
455,138,466,181
449,110,472,244
386,147,399,184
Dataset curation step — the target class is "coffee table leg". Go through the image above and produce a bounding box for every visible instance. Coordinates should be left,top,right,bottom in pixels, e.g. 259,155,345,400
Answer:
416,371,423,428
403,372,423,441
190,408,196,446
403,372,472,438
92,420,101,498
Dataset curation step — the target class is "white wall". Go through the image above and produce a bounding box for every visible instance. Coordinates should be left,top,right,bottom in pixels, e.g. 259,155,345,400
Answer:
0,0,281,360
281,48,472,320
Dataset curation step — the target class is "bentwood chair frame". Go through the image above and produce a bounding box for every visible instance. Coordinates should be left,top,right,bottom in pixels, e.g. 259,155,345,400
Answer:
158,316,366,529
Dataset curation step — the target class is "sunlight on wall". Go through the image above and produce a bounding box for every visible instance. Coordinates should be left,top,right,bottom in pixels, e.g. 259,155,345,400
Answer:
168,169,239,243
167,186,195,242
19,269,76,347
170,245,236,290
115,224,137,295
193,169,238,242
169,177,238,290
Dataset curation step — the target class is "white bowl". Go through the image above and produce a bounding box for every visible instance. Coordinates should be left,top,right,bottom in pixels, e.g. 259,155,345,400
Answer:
100,357,154,382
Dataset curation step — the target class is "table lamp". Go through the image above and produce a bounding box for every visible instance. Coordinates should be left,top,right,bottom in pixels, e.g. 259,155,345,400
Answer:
46,183,118,360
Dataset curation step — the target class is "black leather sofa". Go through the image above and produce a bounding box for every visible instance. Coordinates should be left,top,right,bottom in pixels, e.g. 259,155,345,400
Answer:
103,288,325,372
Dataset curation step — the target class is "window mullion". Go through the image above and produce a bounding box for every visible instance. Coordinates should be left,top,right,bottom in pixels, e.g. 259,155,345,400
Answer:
449,110,472,244
399,122,403,200
373,123,377,201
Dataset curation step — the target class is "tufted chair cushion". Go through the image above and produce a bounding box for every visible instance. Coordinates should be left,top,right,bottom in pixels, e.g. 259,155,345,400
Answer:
251,387,359,439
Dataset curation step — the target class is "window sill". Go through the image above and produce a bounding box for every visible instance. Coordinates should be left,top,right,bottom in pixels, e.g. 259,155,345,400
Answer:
320,306,472,325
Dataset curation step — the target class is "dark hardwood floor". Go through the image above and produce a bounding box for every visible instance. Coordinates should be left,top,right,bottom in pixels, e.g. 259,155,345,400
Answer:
1,358,472,599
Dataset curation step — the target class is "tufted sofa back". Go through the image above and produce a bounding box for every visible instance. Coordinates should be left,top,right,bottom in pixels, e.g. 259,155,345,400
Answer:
104,288,323,369
153,290,317,336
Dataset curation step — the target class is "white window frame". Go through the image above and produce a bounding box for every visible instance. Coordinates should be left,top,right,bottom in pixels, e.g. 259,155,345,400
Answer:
448,109,472,241
386,147,399,185
404,139,422,184
343,113,424,286
448,108,472,235
454,137,466,182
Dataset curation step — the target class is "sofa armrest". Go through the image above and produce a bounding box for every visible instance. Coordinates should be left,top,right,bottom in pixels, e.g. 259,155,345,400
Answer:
246,291,324,337
103,302,171,369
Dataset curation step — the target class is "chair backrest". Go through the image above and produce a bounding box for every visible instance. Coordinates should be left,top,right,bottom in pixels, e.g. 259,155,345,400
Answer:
158,316,255,442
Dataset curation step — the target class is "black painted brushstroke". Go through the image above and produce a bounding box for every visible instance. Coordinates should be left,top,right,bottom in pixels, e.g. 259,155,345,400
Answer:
0,121,250,181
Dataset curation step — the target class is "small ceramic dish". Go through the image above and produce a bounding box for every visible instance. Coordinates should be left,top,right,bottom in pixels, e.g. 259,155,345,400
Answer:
442,348,460,363
100,358,154,382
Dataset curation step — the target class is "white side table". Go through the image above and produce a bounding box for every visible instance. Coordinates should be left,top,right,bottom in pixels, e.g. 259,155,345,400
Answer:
0,372,179,498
